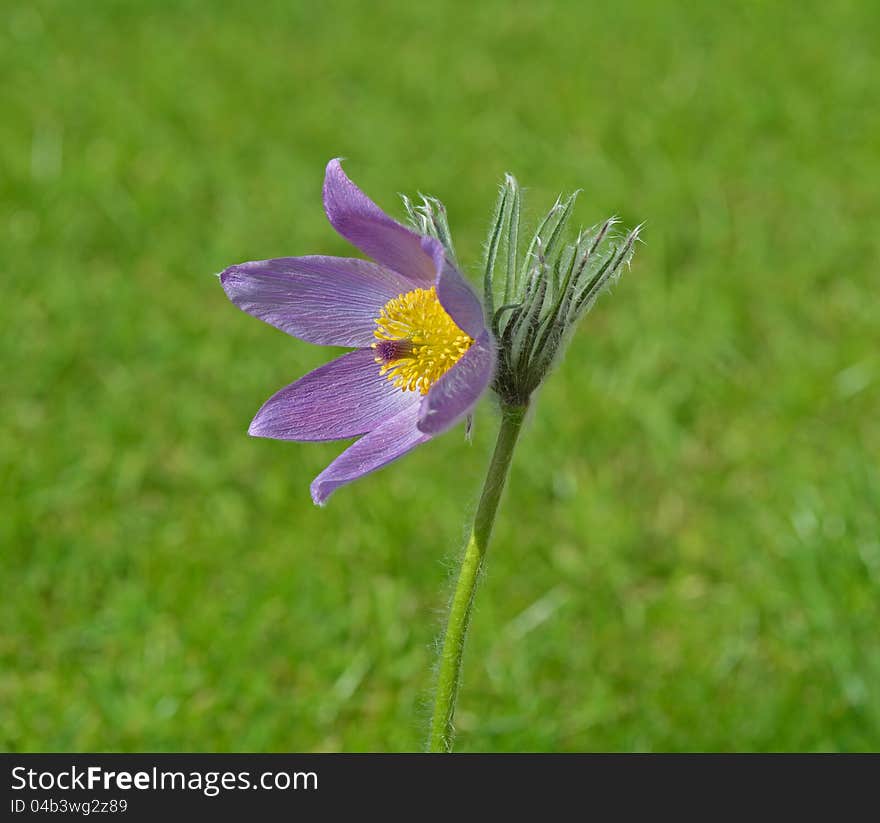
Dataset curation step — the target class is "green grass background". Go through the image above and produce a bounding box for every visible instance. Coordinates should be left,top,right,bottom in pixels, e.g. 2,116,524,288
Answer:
3,0,878,751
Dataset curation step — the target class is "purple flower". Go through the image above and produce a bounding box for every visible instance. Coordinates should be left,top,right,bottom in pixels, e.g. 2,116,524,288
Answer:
221,159,496,505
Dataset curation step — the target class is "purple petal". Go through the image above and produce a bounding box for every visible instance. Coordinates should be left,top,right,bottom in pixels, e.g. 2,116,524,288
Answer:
221,256,410,347
249,348,417,442
322,159,437,285
422,238,487,339
417,330,496,435
310,402,430,505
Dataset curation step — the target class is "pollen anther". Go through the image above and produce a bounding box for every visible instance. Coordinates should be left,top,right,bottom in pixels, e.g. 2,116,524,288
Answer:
373,286,473,394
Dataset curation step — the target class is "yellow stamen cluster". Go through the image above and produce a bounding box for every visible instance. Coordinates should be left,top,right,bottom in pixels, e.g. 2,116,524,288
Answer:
373,286,474,395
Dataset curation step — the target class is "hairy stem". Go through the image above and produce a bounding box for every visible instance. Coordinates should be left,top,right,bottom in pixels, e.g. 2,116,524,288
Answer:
428,402,527,752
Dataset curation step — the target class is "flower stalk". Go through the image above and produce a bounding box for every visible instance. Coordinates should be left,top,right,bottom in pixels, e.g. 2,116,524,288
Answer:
429,401,527,752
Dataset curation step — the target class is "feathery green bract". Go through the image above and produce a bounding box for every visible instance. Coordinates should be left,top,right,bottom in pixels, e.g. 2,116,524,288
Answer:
402,192,459,267
405,175,640,405
481,175,642,404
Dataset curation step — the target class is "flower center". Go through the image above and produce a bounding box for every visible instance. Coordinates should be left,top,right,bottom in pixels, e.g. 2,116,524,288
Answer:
373,286,474,395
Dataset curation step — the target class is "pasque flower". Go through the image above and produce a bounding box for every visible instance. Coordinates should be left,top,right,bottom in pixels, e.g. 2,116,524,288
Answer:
220,159,496,505
221,159,640,752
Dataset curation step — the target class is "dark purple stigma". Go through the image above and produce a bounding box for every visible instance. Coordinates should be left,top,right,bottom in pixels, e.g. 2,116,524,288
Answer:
375,339,413,363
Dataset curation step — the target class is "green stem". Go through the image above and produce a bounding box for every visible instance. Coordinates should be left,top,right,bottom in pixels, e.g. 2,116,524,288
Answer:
429,401,528,752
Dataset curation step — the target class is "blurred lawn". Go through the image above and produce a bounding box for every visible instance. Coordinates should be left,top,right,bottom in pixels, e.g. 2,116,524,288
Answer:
2,0,879,751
